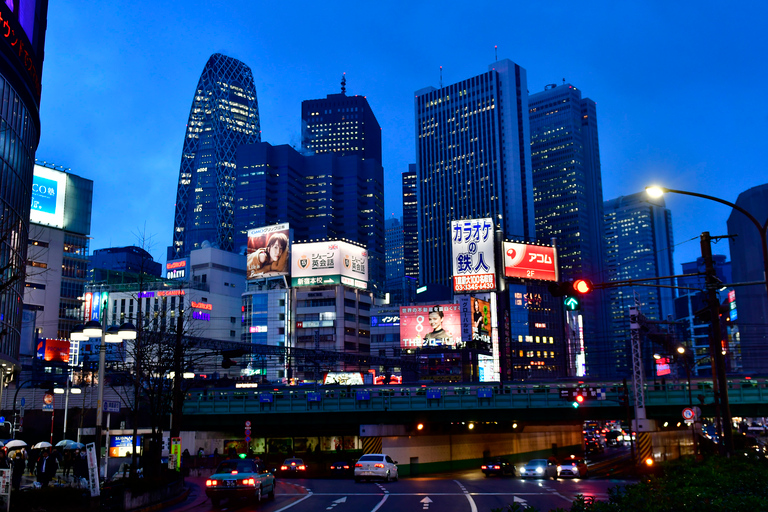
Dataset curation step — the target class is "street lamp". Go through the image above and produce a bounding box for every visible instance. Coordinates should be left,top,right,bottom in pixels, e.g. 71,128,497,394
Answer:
675,346,699,457
646,185,768,299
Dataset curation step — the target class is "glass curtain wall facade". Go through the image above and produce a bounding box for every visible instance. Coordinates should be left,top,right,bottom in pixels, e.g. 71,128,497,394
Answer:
528,83,608,376
414,59,535,288
402,165,418,279
603,192,675,379
171,53,260,259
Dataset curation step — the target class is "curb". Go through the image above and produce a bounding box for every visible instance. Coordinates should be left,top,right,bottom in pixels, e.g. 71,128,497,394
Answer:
129,486,191,512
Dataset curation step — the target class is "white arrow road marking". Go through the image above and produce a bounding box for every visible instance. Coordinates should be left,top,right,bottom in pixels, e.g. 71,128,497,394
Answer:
514,496,528,505
370,494,389,512
454,480,477,512
327,496,348,509
421,496,433,509
274,491,313,512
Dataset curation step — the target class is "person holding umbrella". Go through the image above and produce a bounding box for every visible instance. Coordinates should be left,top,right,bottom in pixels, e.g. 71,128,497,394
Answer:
11,453,24,491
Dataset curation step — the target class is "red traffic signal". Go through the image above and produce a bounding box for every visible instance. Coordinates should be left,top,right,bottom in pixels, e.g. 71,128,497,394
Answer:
572,279,593,294
575,395,585,403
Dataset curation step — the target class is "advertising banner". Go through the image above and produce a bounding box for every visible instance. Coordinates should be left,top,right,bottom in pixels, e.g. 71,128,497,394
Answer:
458,296,491,351
291,241,368,288
30,165,67,229
165,258,189,280
323,372,365,386
247,223,291,280
37,338,70,363
503,242,558,282
399,304,462,349
86,442,100,497
451,218,496,292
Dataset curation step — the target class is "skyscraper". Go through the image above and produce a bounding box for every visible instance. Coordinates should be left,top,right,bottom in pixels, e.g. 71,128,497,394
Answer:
415,59,535,287
727,184,768,373
402,166,418,279
235,142,385,292
603,192,675,379
528,83,608,373
301,77,382,163
0,0,49,367
385,217,404,281
170,53,260,259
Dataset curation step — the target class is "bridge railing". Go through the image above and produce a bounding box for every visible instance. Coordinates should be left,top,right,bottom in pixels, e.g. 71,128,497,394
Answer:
181,379,768,415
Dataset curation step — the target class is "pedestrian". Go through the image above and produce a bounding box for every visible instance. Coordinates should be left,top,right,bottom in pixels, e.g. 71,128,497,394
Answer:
0,450,10,470
11,453,24,491
37,450,56,487
62,450,72,478
73,450,87,482
27,450,36,477
197,447,204,457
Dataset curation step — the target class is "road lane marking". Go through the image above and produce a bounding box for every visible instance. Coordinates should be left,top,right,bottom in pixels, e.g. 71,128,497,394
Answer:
370,494,389,512
421,496,433,509
273,492,313,512
454,480,477,512
327,496,347,510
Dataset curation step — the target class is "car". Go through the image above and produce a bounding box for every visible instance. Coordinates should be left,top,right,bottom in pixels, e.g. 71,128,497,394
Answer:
481,457,515,477
279,457,308,476
329,461,353,478
205,459,275,508
585,439,604,454
558,456,588,478
605,430,621,447
354,453,399,482
519,458,558,479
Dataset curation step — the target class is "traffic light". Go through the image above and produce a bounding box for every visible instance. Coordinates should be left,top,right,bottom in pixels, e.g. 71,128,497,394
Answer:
572,279,593,294
548,279,595,297
564,296,581,311
573,394,585,408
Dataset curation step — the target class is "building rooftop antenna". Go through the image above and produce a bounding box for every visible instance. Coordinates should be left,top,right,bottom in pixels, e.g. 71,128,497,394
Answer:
440,66,443,89
495,45,498,62
341,73,346,95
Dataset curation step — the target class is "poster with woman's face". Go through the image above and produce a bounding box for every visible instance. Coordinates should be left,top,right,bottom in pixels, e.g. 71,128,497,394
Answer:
247,223,291,279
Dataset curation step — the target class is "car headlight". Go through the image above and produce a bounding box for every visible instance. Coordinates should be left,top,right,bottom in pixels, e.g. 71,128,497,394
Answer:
536,467,544,474
557,465,562,471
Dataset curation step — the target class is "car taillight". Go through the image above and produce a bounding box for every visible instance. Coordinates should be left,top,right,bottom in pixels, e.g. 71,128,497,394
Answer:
242,478,255,486
355,463,362,468
481,465,487,469
374,463,385,468
281,466,288,470
330,465,336,469
298,465,306,470
343,465,349,469
206,479,217,486
231,470,238,475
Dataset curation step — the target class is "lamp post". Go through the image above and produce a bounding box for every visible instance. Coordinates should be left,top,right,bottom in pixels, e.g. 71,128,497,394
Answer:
646,186,768,299
78,314,135,479
676,346,699,458
54,379,81,440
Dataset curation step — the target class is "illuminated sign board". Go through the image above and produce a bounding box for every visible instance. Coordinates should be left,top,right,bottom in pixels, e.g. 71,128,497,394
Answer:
370,315,400,327
249,326,268,333
165,259,188,280
137,290,185,298
451,218,496,292
36,338,70,363
193,311,210,321
191,301,212,310
323,372,364,386
458,296,491,351
291,240,368,289
295,320,334,329
503,242,558,282
655,357,671,376
109,435,143,457
247,223,291,280
84,292,93,322
399,304,463,349
0,1,45,105
30,165,67,229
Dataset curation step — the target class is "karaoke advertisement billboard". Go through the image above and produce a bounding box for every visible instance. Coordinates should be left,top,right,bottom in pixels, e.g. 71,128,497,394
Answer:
451,218,496,292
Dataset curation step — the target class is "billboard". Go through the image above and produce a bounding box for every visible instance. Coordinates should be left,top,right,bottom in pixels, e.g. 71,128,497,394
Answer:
458,296,491,350
30,165,67,229
247,223,291,280
399,304,463,349
36,338,70,363
166,258,189,280
503,242,558,282
323,372,364,386
291,241,368,289
451,218,496,292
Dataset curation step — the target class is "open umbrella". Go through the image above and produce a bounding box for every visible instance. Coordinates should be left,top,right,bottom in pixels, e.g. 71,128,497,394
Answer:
32,441,52,450
56,440,84,450
4,440,26,449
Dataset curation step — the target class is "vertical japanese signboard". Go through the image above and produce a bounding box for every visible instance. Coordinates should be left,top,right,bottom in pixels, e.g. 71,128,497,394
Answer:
451,218,496,292
86,442,100,497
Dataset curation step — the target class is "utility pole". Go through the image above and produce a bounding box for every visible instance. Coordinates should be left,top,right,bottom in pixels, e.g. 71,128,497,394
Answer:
701,231,734,456
170,313,184,438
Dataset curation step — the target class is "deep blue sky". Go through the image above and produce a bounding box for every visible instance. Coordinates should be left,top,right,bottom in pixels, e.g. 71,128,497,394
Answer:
37,2,767,275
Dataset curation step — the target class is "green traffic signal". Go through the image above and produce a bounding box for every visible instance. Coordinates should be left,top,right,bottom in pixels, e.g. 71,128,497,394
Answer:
564,296,581,311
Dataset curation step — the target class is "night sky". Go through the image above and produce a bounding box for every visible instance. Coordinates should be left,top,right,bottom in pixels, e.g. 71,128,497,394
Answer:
36,2,767,275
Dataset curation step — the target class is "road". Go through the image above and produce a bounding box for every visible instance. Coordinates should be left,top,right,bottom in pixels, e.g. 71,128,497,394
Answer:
170,468,635,512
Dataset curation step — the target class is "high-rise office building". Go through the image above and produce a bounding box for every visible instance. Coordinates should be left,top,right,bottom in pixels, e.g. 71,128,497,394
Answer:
301,77,382,163
603,192,675,379
415,59,535,287
170,53,260,259
22,162,92,355
235,142,385,292
385,217,404,281
727,184,768,373
528,83,608,375
402,166,418,279
89,246,163,283
0,0,49,369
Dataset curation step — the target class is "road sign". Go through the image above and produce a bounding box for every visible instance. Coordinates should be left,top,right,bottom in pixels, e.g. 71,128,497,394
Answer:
682,407,695,421
245,436,251,442
244,429,251,436
103,401,121,413
19,398,24,407
245,420,251,427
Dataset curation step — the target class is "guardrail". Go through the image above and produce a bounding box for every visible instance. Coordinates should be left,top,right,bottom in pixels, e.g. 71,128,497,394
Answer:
181,380,768,415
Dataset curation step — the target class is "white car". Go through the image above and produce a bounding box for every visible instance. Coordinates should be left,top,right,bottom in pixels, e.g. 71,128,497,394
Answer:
519,458,558,479
354,453,399,482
